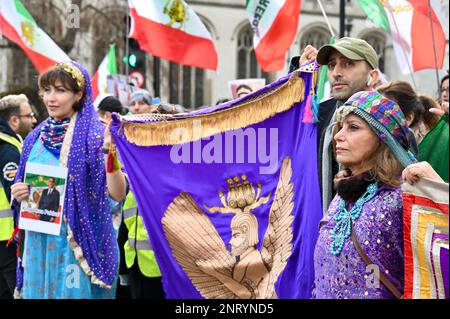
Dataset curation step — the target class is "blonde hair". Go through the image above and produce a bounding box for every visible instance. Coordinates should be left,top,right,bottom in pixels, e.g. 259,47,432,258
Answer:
0,94,29,120
0,94,29,111
370,143,404,186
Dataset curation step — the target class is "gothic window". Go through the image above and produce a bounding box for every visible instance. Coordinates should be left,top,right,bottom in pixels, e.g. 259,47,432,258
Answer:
166,18,212,109
91,10,128,74
236,24,270,82
168,62,205,109
361,32,386,72
299,26,331,52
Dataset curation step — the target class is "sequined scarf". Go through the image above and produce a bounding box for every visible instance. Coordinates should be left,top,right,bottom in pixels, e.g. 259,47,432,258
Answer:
13,61,118,288
39,117,71,156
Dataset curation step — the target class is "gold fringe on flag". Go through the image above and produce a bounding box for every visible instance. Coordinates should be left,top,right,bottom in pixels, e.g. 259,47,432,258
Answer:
120,73,305,146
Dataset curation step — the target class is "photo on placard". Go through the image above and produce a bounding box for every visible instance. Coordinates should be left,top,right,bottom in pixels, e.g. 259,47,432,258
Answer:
19,163,68,236
228,78,266,99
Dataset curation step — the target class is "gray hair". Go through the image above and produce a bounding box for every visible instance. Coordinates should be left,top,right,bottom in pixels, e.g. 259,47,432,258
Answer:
129,89,153,106
0,94,29,121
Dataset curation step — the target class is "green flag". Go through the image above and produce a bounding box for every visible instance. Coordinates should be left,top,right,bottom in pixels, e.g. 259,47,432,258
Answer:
316,37,335,103
106,43,118,75
419,114,449,182
92,43,117,98
358,0,391,32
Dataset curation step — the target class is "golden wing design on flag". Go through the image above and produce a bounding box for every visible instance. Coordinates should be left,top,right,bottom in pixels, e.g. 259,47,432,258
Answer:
162,192,237,299
260,156,295,299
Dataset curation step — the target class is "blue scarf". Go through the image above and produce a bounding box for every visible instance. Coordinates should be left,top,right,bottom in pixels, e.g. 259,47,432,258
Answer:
39,117,71,157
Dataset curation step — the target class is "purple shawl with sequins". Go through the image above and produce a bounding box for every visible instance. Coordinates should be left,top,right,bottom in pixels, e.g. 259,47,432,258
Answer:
13,61,118,287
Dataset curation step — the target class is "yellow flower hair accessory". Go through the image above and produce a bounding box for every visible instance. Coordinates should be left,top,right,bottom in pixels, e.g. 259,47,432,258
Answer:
56,62,85,90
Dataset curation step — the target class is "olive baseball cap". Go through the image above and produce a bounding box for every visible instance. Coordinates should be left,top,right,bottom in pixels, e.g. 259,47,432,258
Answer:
316,37,379,69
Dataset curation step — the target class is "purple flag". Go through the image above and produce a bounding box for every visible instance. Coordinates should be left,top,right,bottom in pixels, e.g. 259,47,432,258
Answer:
110,68,322,299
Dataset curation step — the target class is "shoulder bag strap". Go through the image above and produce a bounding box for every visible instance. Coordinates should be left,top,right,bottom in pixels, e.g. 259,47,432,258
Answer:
351,229,403,299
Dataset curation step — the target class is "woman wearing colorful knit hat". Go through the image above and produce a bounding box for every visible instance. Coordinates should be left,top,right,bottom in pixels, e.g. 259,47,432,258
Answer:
313,90,416,299
10,61,118,298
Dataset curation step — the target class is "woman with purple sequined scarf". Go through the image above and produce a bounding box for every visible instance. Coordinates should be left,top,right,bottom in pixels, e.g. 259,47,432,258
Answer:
312,90,416,299
11,61,118,298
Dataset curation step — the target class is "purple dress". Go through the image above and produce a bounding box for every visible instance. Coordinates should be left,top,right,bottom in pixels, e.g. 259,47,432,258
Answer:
313,185,404,299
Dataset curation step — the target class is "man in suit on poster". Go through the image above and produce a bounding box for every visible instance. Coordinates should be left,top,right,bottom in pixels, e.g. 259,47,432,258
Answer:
38,177,60,221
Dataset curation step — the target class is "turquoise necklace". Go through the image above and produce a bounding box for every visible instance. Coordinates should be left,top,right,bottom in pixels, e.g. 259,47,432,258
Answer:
330,182,379,256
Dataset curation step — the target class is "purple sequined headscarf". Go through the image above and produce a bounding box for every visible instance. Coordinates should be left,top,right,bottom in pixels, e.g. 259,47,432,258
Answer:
14,61,118,287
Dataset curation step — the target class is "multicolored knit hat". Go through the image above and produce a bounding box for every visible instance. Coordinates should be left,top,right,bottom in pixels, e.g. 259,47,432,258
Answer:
336,90,417,168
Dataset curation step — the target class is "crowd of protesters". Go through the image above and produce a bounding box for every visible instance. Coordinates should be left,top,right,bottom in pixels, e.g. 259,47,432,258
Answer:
0,36,448,299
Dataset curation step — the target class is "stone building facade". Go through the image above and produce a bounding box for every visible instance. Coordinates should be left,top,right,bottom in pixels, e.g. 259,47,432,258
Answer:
1,0,448,111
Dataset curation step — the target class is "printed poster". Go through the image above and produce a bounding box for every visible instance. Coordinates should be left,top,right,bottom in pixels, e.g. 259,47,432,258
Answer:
228,78,266,99
19,163,68,236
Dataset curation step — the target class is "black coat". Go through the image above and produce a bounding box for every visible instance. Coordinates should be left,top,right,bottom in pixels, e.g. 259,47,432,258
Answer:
289,57,339,200
0,119,21,200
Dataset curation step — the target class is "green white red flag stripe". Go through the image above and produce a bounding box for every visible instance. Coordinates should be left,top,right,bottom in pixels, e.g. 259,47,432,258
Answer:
0,0,69,73
359,0,446,74
246,0,301,72
91,44,118,100
128,0,217,70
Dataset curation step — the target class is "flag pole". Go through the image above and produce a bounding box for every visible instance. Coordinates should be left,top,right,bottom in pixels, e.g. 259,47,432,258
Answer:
385,1,417,89
317,0,335,38
339,0,345,38
427,0,441,94
125,12,130,90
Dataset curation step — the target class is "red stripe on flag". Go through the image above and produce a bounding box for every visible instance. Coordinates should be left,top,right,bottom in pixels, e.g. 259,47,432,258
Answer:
409,0,446,72
0,16,59,73
403,193,448,299
130,9,217,70
91,71,100,100
254,0,301,72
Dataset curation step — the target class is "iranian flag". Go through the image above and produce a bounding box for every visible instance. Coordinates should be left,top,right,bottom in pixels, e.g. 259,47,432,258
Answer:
91,44,118,100
359,0,446,74
246,0,301,72
0,0,69,73
128,0,217,70
316,37,336,103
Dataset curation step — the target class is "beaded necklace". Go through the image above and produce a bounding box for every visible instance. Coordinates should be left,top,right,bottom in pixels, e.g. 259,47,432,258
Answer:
40,117,71,157
330,182,378,256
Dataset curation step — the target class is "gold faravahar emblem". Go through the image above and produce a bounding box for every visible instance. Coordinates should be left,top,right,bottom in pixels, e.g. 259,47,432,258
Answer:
163,0,188,28
20,21,35,48
162,157,295,299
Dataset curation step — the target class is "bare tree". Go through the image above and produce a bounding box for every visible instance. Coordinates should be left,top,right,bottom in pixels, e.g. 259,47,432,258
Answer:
59,0,83,53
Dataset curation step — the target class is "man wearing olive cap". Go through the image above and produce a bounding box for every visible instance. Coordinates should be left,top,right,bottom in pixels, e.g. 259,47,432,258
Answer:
289,37,381,214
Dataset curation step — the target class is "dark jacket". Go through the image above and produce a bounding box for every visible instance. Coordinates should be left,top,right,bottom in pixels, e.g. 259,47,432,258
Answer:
38,187,60,222
0,119,21,200
38,188,60,212
289,57,340,202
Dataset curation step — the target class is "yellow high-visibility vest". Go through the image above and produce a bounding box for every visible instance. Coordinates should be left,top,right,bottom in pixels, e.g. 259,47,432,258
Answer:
123,191,161,277
0,132,21,241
